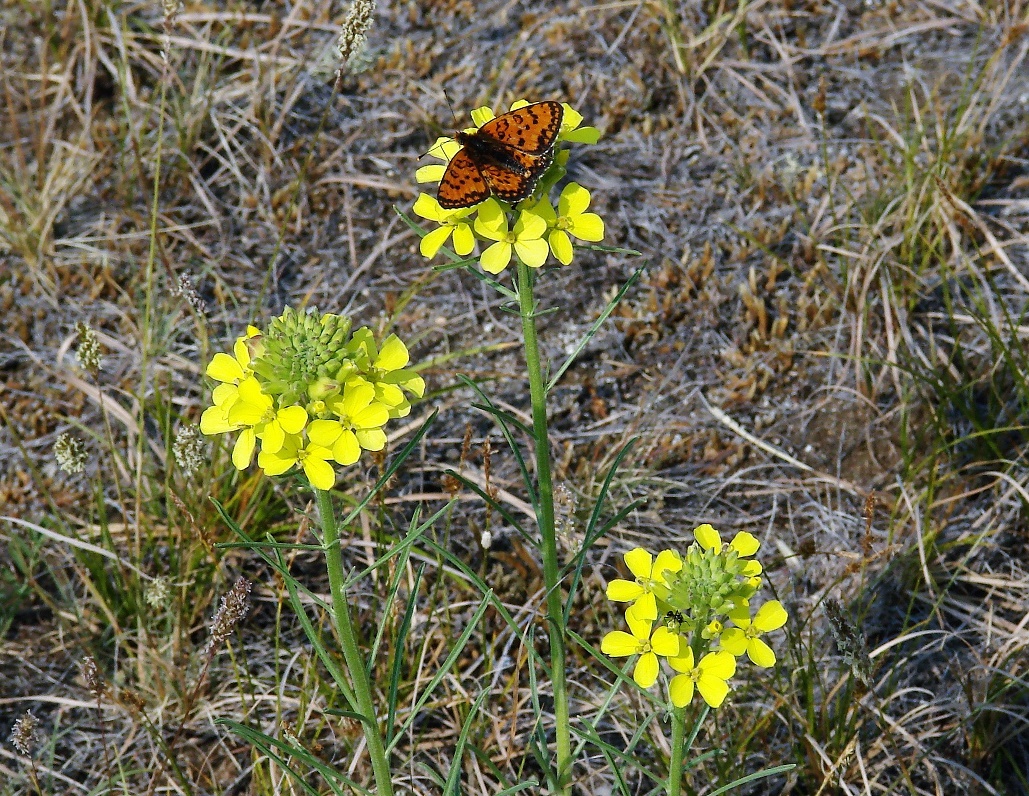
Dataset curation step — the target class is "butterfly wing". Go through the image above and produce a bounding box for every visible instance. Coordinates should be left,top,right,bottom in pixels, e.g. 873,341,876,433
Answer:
437,148,491,209
478,148,553,203
478,101,564,155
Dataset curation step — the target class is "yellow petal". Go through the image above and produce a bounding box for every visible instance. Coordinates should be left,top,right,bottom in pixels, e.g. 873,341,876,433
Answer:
697,674,730,708
568,212,605,242
606,579,644,603
668,674,695,708
200,404,234,435
474,200,507,238
469,106,495,127
480,241,512,274
693,523,722,552
513,233,552,264
307,419,343,447
625,608,653,642
623,548,653,579
375,335,409,371
668,646,694,674
206,352,245,382
354,403,389,429
514,210,547,240
754,601,788,632
719,629,748,657
653,550,683,579
232,336,253,368
277,405,308,435
303,456,336,490
532,198,557,225
452,222,476,256
232,428,256,470
729,531,760,557
558,183,591,217
633,652,659,688
601,630,640,657
701,651,736,680
211,382,238,407
632,592,658,621
559,104,583,132
651,627,681,658
747,638,776,668
258,447,295,476
355,427,386,451
412,192,445,221
420,225,453,259
561,126,601,144
549,229,573,265
416,164,446,183
261,420,285,454
342,382,375,415
332,429,361,466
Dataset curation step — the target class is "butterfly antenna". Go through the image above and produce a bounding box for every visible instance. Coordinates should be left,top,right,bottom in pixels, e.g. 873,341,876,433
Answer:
442,88,460,127
419,89,461,161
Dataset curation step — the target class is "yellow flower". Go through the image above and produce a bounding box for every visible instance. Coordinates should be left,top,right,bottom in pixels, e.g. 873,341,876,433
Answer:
200,327,263,442
226,376,309,457
473,200,549,273
720,601,788,668
347,328,425,418
601,605,680,688
668,648,736,708
606,548,682,621
257,434,336,490
413,193,476,258
530,183,605,265
309,381,390,466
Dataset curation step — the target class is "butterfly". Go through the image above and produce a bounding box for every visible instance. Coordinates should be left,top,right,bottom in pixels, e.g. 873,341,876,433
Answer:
436,100,564,210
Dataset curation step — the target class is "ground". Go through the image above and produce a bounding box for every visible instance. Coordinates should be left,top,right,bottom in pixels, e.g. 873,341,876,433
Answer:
1,0,1028,794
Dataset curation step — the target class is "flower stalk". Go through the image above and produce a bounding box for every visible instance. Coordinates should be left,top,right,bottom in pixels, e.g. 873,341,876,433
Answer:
316,488,395,796
516,261,571,794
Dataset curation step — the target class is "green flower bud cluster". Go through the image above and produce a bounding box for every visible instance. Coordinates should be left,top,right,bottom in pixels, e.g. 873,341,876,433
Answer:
250,308,354,406
664,542,759,619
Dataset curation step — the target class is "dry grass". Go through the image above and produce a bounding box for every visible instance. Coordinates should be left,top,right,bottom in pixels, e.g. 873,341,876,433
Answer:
2,0,1029,793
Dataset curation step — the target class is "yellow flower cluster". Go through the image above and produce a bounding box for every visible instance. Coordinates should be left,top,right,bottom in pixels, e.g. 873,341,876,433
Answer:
601,525,788,709
413,100,605,274
200,310,424,490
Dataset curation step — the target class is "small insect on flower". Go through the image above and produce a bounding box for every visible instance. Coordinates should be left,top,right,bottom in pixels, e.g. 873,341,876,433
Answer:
435,101,564,210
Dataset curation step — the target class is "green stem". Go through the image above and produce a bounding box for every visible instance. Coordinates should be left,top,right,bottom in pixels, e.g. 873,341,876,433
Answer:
669,706,686,796
316,488,395,796
516,261,571,795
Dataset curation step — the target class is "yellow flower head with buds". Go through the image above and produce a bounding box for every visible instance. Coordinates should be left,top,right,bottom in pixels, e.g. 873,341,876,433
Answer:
601,525,787,711
200,308,423,490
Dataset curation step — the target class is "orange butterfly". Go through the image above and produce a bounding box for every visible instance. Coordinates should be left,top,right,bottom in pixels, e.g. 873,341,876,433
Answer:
436,101,564,210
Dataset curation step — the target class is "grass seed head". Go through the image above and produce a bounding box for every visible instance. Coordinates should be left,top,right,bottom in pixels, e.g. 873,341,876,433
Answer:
54,432,89,474
336,0,376,75
172,424,205,476
75,321,103,375
205,577,252,655
9,712,39,756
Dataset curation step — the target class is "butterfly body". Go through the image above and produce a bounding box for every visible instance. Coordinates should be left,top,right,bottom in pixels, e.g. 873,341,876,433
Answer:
437,100,564,210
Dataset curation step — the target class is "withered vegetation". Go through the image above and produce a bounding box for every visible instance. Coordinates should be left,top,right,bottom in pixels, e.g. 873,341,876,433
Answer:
1,0,1028,793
